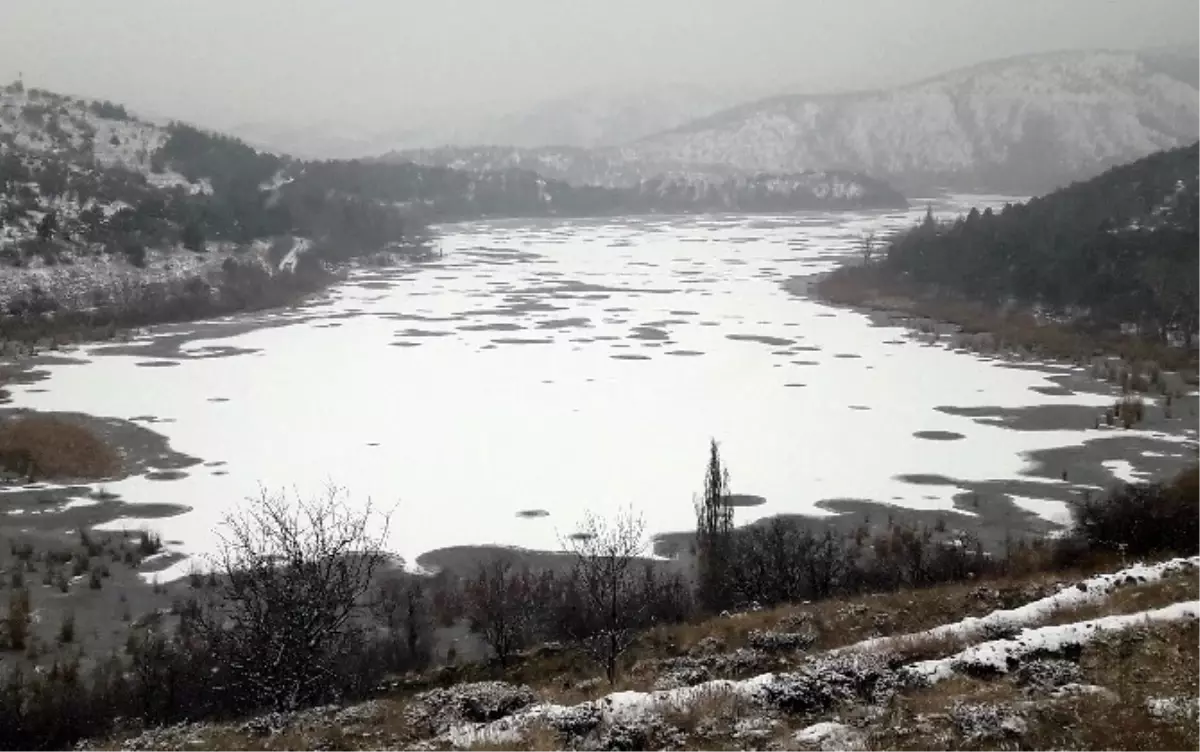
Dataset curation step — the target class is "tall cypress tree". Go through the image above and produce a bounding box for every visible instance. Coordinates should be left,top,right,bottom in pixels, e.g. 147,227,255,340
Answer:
694,438,734,613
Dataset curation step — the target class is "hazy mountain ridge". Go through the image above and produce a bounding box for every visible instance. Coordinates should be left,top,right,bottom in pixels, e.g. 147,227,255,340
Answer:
390,50,1199,194
632,49,1200,193
448,83,753,149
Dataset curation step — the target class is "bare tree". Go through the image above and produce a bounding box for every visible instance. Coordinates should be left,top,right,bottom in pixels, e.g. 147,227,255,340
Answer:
694,439,735,613
462,559,535,667
859,230,877,262
201,486,392,711
373,575,432,672
564,508,647,683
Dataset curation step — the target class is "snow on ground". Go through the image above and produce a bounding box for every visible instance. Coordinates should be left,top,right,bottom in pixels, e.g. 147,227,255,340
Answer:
839,556,1200,656
903,600,1200,684
1005,494,1073,525
442,558,1199,748
1102,459,1151,484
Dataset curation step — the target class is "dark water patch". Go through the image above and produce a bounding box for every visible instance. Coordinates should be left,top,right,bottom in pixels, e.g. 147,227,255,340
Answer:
399,329,454,338
725,494,766,507
129,415,174,424
390,341,423,347
604,307,633,313
458,322,524,332
492,337,554,345
793,345,821,351
611,354,652,361
914,430,966,441
726,334,794,347
629,326,670,341
784,383,806,388
834,353,862,359
203,461,227,468
136,360,180,368
366,442,380,447
895,473,958,486
816,313,836,318
1031,385,1075,396
666,350,705,356
883,339,907,345
458,301,569,317
642,319,687,327
669,310,698,316
936,404,1105,432
516,509,550,519
206,397,229,403
146,470,188,481
537,317,592,329
792,360,819,366
848,405,871,411
594,335,620,341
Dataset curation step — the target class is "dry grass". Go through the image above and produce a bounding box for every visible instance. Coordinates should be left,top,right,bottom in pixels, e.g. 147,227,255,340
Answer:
462,722,562,751
0,414,118,480
633,564,1107,664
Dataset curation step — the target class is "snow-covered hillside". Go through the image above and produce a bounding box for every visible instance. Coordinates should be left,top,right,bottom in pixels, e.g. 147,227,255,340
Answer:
393,50,1199,194
0,84,207,195
630,50,1200,193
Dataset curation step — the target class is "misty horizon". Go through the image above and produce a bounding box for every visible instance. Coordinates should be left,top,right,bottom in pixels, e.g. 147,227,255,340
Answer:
0,0,1195,143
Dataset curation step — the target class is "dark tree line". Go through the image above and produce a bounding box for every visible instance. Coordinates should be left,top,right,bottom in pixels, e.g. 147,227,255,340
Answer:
884,143,1199,342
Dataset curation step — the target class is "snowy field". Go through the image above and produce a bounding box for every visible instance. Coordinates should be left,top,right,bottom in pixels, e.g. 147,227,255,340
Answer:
4,197,1195,578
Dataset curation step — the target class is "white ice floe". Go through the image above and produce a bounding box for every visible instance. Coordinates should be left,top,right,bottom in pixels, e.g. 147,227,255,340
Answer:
903,600,1200,684
840,556,1200,656
1101,459,1150,484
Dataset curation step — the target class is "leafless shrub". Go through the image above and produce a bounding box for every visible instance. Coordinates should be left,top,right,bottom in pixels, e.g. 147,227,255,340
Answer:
199,485,393,710
564,508,647,683
463,559,536,667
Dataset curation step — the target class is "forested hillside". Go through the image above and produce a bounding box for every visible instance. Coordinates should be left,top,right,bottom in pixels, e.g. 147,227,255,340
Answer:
884,143,1199,341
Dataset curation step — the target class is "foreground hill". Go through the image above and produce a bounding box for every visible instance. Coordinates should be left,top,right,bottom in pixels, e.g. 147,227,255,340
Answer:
398,50,1199,195
98,554,1200,750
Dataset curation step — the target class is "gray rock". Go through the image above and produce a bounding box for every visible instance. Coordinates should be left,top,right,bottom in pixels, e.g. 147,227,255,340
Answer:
949,701,1028,744
406,681,536,735
1014,659,1084,693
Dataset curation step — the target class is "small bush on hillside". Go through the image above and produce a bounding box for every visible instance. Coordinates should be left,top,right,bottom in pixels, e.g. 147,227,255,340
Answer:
0,415,118,480
1070,466,1199,557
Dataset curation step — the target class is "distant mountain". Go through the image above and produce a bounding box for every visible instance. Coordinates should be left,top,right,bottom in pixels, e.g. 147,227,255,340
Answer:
630,49,1199,194
391,50,1199,195
438,84,753,149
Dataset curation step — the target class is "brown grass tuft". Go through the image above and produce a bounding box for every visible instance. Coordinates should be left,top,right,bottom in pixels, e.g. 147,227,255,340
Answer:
0,414,118,480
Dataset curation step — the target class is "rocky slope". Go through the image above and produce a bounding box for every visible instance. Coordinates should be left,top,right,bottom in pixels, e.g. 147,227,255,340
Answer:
0,82,432,333
391,49,1199,195
99,557,1200,750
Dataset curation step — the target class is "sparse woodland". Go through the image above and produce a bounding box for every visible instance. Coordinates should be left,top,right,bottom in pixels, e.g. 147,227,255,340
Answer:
0,436,1195,750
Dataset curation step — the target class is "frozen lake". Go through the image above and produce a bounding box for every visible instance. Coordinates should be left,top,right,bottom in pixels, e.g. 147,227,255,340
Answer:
6,196,1193,577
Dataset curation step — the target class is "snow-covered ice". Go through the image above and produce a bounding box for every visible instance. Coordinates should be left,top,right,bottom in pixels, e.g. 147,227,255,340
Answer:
3,200,1191,576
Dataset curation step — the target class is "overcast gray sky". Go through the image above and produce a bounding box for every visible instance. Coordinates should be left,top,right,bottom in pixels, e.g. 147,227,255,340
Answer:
0,0,1195,132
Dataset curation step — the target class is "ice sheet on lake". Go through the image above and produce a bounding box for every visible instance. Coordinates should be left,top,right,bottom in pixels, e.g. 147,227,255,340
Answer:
6,202,1186,572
